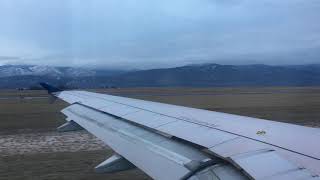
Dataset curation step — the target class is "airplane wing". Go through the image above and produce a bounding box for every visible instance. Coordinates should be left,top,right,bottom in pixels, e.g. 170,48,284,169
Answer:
40,83,320,180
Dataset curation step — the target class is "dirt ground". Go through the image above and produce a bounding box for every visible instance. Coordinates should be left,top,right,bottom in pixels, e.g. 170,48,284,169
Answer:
1,87,320,180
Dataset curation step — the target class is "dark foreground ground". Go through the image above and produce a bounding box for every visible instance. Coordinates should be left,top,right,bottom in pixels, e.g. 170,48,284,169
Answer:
0,150,149,180
1,87,320,180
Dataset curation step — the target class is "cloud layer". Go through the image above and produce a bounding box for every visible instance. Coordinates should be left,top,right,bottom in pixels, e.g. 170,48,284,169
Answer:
0,0,319,69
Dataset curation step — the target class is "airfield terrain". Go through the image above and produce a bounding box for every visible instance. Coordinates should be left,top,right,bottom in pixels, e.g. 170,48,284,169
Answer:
1,87,320,179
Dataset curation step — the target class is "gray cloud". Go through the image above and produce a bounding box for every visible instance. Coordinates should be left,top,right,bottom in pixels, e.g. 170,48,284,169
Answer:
0,0,319,69
0,56,20,60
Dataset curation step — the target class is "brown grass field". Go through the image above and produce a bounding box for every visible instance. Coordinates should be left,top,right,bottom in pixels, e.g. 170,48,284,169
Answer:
1,87,320,179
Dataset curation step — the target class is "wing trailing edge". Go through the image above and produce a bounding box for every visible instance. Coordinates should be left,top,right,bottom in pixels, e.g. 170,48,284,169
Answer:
61,103,248,180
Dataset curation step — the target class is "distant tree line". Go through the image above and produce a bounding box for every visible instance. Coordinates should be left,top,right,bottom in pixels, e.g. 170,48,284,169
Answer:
27,84,79,90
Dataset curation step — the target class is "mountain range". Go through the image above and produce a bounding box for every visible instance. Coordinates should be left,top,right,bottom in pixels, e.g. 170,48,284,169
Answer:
0,65,124,78
1,64,320,88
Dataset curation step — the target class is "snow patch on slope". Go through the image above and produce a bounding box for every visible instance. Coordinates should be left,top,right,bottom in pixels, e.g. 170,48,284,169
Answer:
0,65,96,77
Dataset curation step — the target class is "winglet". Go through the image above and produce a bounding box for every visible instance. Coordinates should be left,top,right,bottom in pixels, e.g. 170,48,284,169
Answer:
39,82,62,94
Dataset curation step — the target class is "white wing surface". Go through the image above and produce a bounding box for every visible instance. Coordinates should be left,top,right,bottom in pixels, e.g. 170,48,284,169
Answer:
41,83,320,180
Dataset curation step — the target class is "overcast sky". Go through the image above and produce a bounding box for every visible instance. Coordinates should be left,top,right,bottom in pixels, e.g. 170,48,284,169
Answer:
0,0,320,69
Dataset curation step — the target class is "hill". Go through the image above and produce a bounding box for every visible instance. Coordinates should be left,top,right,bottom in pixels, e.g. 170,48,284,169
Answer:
106,64,320,87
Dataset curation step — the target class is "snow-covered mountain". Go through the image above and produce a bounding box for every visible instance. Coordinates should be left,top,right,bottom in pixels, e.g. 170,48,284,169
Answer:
0,65,97,77
1,63,320,89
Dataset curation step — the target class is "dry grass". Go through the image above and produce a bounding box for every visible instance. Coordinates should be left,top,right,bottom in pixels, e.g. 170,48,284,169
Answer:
0,98,67,135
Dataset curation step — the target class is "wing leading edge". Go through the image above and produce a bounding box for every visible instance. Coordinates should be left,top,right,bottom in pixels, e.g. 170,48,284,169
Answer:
40,83,320,180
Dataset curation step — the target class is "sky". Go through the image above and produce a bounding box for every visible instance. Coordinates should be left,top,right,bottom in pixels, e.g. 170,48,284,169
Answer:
0,0,320,69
